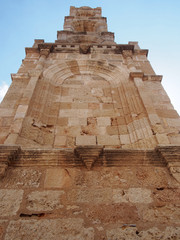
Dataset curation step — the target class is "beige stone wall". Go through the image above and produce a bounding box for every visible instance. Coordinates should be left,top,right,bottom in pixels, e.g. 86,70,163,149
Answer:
0,6,180,240
0,165,179,239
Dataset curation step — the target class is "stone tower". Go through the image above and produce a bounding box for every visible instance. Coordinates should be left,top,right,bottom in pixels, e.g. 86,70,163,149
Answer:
0,6,180,239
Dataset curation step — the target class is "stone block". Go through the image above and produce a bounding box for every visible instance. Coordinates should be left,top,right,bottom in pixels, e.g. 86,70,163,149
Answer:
76,135,96,145
5,219,94,240
0,220,8,240
57,117,68,126
54,136,67,146
143,205,180,224
60,102,72,109
97,135,120,145
14,105,28,119
118,125,128,134
0,108,14,117
106,226,180,240
0,169,42,188
120,134,131,144
88,103,100,109
117,116,126,125
97,117,111,126
113,188,152,204
68,188,112,204
4,133,18,144
44,168,72,188
106,126,119,135
26,190,64,211
156,133,170,144
0,189,23,217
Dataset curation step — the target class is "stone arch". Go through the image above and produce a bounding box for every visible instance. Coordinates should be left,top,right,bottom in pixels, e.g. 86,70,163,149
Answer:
18,60,156,149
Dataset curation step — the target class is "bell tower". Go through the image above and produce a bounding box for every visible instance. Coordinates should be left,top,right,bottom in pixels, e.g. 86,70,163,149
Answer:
0,6,180,239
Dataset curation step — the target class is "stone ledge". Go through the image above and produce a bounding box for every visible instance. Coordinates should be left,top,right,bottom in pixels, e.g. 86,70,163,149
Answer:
156,145,180,182
1,145,179,174
0,145,21,178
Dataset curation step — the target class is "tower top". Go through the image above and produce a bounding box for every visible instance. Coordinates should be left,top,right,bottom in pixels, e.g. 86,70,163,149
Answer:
57,6,114,44
70,6,102,17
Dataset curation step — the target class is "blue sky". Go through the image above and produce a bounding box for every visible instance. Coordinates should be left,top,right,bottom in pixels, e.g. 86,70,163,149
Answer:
0,0,180,114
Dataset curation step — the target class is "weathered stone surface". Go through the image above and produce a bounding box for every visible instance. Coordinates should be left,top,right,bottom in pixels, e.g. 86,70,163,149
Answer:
86,203,139,224
68,188,112,203
106,226,180,240
113,188,152,204
0,168,42,188
0,189,23,217
26,190,64,211
0,220,8,240
44,168,72,188
5,219,94,240
142,204,180,224
0,5,180,240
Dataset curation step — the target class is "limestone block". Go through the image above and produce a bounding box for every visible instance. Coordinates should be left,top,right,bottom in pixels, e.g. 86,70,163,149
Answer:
107,227,139,240
10,119,23,133
143,204,180,223
44,168,72,188
156,133,170,144
88,103,100,110
113,188,152,204
120,134,131,144
148,113,161,125
57,117,68,126
0,220,8,240
97,135,120,145
68,117,87,126
106,226,180,240
76,136,96,146
0,108,14,117
106,126,119,135
97,117,111,126
166,118,180,127
139,227,180,240
26,190,64,211
4,133,18,144
118,125,128,134
68,188,112,204
127,188,152,203
0,189,23,217
86,203,139,224
0,169,42,188
54,136,67,146
14,105,28,119
5,219,94,240
60,102,72,109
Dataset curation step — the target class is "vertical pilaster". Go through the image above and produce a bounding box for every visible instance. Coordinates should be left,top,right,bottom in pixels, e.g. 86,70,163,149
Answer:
130,72,170,145
4,48,50,144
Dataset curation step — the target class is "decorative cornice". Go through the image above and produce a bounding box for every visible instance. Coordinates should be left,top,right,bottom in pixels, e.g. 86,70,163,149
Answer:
130,72,144,79
134,49,149,57
143,75,163,82
25,48,39,55
11,73,30,81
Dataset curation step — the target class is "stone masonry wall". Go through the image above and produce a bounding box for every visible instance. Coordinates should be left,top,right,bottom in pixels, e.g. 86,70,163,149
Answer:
0,164,180,240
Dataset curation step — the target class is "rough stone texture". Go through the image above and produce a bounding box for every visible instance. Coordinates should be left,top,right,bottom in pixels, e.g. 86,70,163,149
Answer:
0,5,180,240
0,189,23,217
113,188,152,204
26,190,64,211
0,220,8,240
5,219,94,240
0,7,179,150
106,226,180,240
0,168,42,188
44,168,72,188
